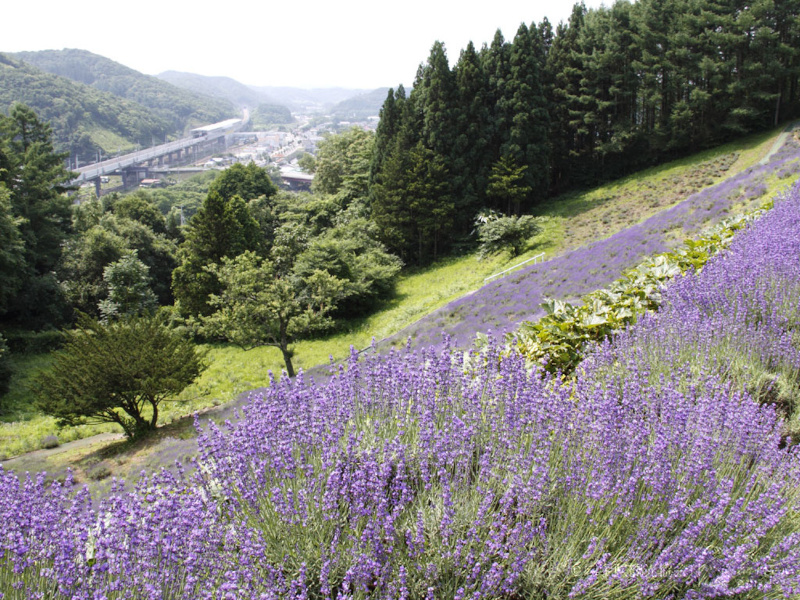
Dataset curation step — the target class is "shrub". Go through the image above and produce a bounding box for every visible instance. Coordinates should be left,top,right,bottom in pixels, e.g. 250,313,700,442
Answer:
476,213,540,258
39,435,59,449
34,313,206,439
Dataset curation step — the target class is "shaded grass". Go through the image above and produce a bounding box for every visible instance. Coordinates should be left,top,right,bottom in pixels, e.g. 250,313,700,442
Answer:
530,127,781,259
1,124,793,465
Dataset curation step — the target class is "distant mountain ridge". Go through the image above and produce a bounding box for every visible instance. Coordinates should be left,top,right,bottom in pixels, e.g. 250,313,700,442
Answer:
157,70,389,119
13,49,235,133
0,52,172,163
331,88,390,120
249,86,373,113
156,70,277,109
157,70,295,128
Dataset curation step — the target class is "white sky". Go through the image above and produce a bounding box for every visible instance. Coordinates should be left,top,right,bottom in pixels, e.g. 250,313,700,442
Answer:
5,0,606,90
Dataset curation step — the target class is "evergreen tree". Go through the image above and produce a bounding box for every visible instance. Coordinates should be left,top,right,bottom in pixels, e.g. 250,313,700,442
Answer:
481,29,512,171
172,191,262,318
486,155,533,216
35,313,206,439
0,104,74,328
0,104,73,275
0,185,24,315
371,71,425,262
369,86,405,188
503,23,550,207
546,3,590,189
453,42,490,223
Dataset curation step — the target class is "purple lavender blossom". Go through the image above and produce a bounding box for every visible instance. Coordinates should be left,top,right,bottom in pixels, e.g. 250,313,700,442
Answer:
382,135,800,353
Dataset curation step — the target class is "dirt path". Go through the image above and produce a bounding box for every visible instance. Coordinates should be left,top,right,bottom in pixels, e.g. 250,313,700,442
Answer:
760,122,797,165
2,432,124,465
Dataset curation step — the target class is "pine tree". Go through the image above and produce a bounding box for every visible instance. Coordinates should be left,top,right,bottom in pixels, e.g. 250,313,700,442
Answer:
503,23,550,208
370,85,406,189
0,104,74,328
481,29,512,172
546,3,590,189
172,191,262,317
453,41,490,222
0,185,24,315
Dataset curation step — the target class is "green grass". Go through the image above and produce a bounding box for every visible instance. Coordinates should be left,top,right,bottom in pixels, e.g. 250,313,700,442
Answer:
88,128,137,155
0,354,114,460
1,124,793,463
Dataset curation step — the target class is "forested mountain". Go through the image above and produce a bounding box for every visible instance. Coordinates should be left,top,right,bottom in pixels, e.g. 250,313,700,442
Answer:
0,53,171,164
13,49,235,135
369,0,800,265
156,70,278,109
331,88,391,120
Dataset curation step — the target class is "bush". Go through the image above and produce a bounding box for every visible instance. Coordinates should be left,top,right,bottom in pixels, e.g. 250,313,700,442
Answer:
477,213,541,257
3,329,64,354
39,435,60,449
34,313,207,439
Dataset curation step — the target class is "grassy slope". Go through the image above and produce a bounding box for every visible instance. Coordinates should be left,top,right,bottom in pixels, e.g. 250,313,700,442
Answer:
1,125,794,480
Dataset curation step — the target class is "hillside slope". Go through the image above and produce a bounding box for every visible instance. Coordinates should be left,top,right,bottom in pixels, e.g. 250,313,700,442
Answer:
0,53,169,162
2,125,798,482
156,70,276,109
13,49,234,136
382,125,800,353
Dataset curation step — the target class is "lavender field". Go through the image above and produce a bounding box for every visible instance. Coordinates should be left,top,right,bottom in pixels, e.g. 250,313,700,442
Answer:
383,130,800,353
1,175,800,597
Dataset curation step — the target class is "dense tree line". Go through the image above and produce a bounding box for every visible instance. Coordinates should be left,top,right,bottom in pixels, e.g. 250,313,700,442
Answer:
370,0,800,264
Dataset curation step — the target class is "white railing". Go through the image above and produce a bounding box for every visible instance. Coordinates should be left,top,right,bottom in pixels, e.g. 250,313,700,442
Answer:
484,252,545,282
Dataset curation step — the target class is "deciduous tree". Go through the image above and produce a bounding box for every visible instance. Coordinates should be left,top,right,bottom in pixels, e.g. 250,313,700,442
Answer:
201,251,346,377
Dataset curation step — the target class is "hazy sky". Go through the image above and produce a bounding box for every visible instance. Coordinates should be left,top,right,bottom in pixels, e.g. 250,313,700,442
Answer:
6,0,605,89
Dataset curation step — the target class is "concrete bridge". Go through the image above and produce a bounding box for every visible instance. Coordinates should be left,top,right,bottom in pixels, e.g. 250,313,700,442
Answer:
71,116,245,196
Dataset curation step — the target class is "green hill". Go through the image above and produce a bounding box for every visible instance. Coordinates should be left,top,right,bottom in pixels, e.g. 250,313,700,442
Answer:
331,87,390,120
156,70,277,109
0,53,171,163
13,49,235,136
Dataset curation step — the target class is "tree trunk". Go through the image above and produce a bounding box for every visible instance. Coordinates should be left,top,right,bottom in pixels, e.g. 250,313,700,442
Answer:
281,346,295,378
279,322,295,377
149,399,159,429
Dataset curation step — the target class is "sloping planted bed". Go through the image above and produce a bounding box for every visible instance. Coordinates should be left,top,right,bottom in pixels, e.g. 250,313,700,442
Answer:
2,184,800,598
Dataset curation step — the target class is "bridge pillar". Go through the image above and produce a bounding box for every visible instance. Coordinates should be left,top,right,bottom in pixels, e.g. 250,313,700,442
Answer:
121,166,149,188
94,178,102,198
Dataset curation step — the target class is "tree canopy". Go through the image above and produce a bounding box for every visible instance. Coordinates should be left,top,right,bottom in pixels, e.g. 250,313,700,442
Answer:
35,313,206,439
201,251,346,377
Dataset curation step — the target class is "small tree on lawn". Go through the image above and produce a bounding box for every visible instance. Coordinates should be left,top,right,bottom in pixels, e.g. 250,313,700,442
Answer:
201,250,346,377
35,313,206,439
